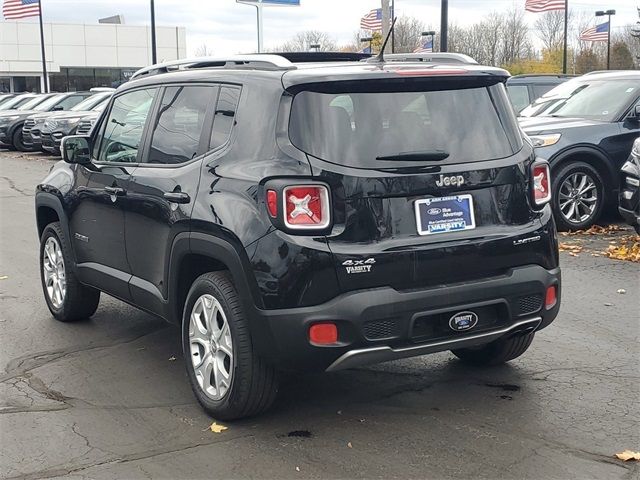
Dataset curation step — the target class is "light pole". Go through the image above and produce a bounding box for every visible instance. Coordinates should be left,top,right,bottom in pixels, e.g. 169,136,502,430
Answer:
596,9,616,70
150,0,157,64
360,36,373,54
440,0,448,52
421,30,436,52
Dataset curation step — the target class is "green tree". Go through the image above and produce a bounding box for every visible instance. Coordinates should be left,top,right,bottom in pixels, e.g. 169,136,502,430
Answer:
574,49,601,74
610,41,635,70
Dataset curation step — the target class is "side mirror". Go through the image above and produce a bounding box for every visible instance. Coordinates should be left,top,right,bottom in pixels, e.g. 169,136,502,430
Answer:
52,105,64,111
61,135,91,164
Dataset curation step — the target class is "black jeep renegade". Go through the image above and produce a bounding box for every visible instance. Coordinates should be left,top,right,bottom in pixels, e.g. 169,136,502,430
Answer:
35,54,561,420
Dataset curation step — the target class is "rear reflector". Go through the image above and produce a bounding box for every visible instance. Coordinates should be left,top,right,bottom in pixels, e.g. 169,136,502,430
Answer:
283,185,330,230
545,285,557,309
266,189,277,217
309,323,338,345
532,162,551,206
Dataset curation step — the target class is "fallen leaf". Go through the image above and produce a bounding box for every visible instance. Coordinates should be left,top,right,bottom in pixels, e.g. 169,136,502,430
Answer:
168,356,176,361
0,275,8,280
604,239,640,262
295,466,300,472
604,303,613,307
337,410,342,415
347,442,353,448
617,289,626,294
209,422,228,433
614,450,640,461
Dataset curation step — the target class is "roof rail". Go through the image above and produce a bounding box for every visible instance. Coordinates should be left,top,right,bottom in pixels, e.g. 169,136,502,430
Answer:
383,52,478,65
131,54,295,80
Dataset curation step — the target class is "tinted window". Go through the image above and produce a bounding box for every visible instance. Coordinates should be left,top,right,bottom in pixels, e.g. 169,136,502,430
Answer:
210,86,240,150
97,88,156,163
0,95,34,111
532,84,554,100
506,85,530,112
54,95,87,111
289,84,519,168
147,85,215,164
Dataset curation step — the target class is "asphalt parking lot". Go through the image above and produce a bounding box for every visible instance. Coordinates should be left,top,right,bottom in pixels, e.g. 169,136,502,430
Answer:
1,150,639,480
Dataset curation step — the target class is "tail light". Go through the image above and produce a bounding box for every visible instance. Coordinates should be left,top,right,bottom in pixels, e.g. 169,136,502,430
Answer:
282,185,330,230
545,285,557,309
531,161,551,207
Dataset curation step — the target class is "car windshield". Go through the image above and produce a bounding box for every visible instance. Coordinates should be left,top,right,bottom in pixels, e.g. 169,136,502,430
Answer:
32,94,66,111
0,95,34,111
289,83,521,168
528,79,639,121
71,93,110,112
92,98,109,112
17,95,51,111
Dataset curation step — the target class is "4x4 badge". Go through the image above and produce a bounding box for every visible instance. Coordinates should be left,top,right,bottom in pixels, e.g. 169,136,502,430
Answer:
342,258,375,274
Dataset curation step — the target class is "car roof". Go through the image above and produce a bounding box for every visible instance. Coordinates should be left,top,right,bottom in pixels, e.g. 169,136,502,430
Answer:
576,70,639,81
126,54,509,92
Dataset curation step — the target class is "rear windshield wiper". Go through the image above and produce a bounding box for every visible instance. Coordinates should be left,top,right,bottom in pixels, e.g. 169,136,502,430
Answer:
376,150,449,161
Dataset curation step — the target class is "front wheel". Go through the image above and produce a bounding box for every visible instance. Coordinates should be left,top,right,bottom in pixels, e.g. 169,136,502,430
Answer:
451,332,535,366
552,162,604,231
40,222,100,322
12,128,29,152
182,272,278,420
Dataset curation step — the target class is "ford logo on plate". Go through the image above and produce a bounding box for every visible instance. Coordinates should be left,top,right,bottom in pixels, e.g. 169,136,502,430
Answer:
448,311,478,332
427,207,442,215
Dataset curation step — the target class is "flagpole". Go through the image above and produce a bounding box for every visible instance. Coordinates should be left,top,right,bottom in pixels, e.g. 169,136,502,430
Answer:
37,0,48,93
562,0,568,74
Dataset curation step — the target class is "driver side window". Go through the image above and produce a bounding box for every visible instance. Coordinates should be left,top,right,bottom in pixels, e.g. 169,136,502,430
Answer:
97,88,156,163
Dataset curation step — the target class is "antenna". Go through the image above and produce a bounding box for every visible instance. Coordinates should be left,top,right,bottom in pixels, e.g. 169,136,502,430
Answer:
367,17,398,64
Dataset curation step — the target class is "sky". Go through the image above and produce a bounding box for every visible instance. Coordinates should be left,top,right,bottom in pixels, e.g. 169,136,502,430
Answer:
9,0,640,55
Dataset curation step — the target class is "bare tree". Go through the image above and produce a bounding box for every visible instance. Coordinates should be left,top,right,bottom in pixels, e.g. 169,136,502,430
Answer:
194,43,214,57
535,10,571,52
272,31,337,52
392,15,425,53
500,7,532,66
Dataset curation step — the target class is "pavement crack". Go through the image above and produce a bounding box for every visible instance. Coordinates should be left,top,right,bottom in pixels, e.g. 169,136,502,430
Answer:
0,176,32,197
5,433,255,480
0,324,168,383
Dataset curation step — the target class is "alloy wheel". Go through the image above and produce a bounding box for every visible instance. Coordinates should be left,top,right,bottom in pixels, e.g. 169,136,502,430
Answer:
558,172,598,225
188,294,234,400
42,237,66,309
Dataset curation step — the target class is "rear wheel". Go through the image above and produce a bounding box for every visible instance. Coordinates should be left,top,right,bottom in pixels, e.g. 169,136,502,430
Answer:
182,272,278,420
451,332,535,365
40,222,100,322
552,162,604,231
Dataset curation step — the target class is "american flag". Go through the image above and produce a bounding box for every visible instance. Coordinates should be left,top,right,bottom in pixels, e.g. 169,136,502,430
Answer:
360,8,383,31
3,0,40,19
580,22,609,42
524,0,566,13
413,38,433,53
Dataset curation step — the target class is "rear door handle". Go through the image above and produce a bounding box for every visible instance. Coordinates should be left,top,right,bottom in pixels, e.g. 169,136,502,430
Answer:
104,186,126,196
163,191,191,204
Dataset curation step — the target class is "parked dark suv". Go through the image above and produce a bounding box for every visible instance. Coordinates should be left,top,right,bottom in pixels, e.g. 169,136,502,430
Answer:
35,54,561,420
520,71,640,231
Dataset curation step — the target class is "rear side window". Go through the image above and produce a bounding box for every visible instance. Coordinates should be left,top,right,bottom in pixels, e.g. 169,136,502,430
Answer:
289,83,521,168
506,85,530,112
97,88,156,163
210,86,241,150
147,85,216,164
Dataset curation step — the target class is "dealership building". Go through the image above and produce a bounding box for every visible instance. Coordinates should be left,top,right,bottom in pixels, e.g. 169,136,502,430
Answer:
0,21,187,93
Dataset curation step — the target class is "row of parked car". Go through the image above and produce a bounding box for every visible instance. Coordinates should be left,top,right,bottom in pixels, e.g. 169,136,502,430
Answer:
1,64,638,233
0,88,112,155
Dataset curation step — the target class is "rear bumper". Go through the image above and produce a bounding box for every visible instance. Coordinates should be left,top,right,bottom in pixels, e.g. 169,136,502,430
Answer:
250,264,561,371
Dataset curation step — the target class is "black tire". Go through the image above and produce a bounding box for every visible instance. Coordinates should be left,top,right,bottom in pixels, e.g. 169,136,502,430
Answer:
12,127,28,152
451,332,535,366
552,162,605,231
182,271,278,420
39,222,100,322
